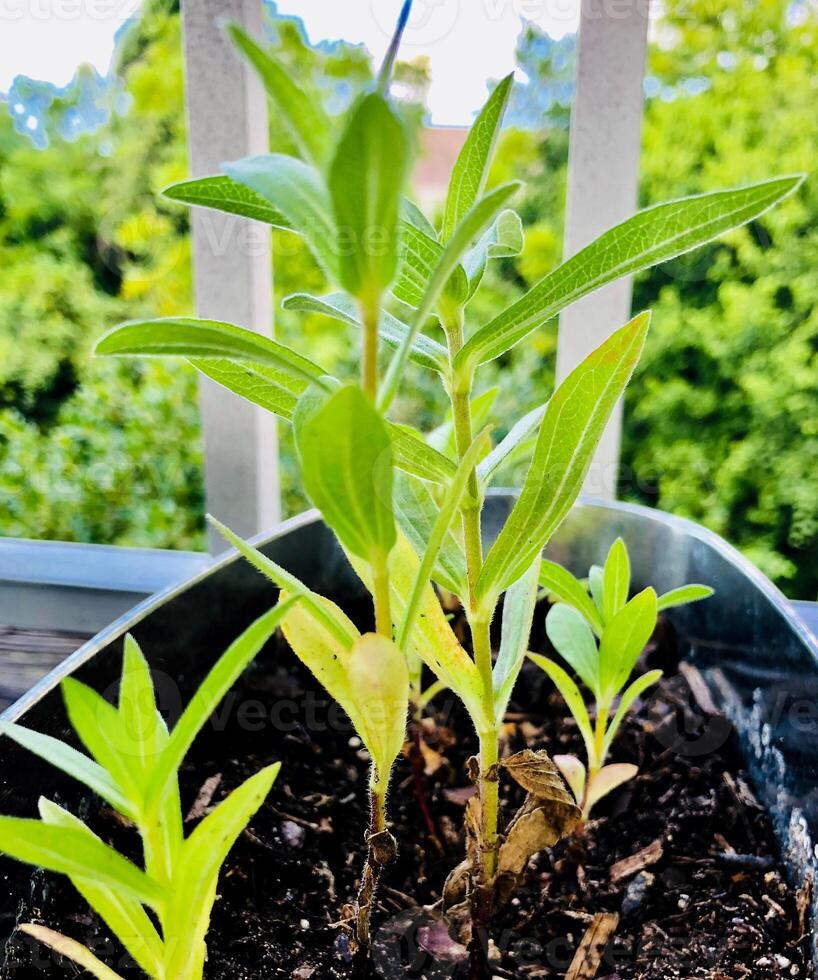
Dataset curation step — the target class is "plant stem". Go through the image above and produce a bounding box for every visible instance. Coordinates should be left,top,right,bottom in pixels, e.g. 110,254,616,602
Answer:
444,307,502,921
372,553,392,638
355,785,387,949
361,297,379,401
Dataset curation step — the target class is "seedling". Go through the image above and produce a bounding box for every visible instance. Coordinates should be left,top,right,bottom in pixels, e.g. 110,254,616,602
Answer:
91,0,799,952
0,604,296,980
531,538,713,821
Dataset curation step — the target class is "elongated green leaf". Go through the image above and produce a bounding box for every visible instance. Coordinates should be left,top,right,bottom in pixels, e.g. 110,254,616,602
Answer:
401,196,437,239
19,925,126,980
442,74,514,240
528,654,596,765
192,358,300,420
602,669,663,759
455,175,803,375
95,317,326,390
463,207,523,299
538,559,604,637
146,601,299,812
493,560,540,723
477,400,547,486
225,153,339,277
283,291,448,374
598,588,658,697
329,93,407,299
0,723,135,820
657,583,714,611
228,25,331,166
380,181,522,411
295,384,396,564
477,312,650,607
0,818,164,909
164,764,280,979
544,603,600,697
397,427,491,647
38,800,164,979
394,219,444,307
119,634,163,773
162,174,291,228
393,472,468,598
603,538,631,624
348,634,409,787
389,423,457,484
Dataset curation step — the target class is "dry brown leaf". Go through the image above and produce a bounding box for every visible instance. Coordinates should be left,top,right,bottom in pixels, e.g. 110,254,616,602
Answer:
501,749,575,802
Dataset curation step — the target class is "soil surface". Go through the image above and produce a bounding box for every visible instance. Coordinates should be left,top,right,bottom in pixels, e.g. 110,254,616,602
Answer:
0,603,809,979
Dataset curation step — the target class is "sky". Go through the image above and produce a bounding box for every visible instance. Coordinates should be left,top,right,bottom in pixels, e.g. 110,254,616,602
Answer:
0,0,581,125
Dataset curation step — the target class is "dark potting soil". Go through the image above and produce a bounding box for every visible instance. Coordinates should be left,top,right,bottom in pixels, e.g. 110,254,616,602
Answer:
0,604,809,980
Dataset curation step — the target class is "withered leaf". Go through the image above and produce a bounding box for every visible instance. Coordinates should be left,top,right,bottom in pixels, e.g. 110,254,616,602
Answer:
501,749,580,812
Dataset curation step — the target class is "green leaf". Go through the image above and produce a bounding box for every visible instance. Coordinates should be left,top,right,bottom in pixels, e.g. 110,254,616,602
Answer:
146,601,299,813
228,25,331,166
455,175,803,374
283,291,448,374
602,538,631,624
389,423,458,484
598,588,658,697
191,358,300,420
295,384,396,565
493,560,540,723
477,400,547,487
397,427,491,647
380,181,522,411
328,93,407,299
0,817,165,909
538,559,604,637
348,634,409,787
18,925,126,980
393,472,468,598
656,583,714,611
225,153,339,277
476,312,650,607
164,764,280,980
528,654,596,765
544,604,600,697
442,74,514,241
119,635,163,774
95,317,326,390
463,208,524,299
401,197,438,239
38,800,164,979
602,670,662,759
393,219,448,307
162,174,291,228
0,722,135,820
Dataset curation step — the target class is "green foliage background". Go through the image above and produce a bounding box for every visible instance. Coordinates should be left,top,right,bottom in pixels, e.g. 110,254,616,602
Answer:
0,0,815,597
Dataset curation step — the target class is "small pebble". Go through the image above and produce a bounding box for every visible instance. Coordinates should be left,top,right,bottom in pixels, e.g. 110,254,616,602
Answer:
299,918,310,930
348,736,361,748
281,820,306,848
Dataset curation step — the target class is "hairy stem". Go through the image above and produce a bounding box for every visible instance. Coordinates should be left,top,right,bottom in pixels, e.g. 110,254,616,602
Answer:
355,786,388,949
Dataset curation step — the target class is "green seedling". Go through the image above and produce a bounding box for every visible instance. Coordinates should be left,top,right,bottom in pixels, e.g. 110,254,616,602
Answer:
531,538,714,821
0,604,296,980
91,0,799,950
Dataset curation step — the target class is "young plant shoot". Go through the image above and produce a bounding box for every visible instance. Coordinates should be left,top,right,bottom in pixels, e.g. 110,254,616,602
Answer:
92,2,800,953
532,538,714,821
0,604,296,980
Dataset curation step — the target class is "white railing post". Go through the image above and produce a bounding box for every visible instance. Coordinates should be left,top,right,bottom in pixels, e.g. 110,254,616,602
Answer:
556,0,650,500
181,0,279,553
